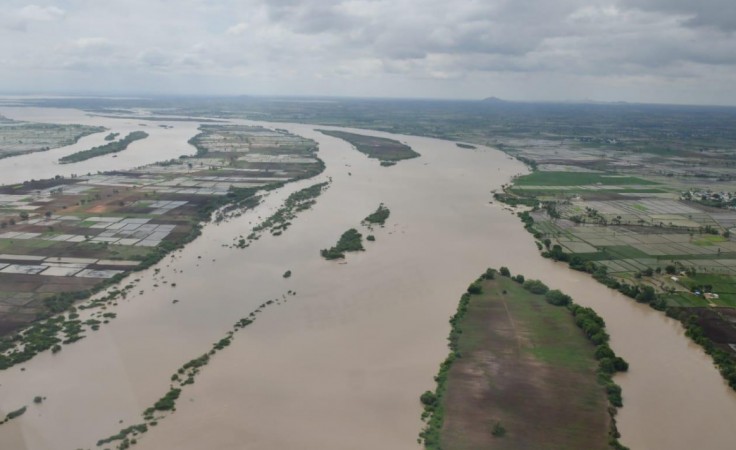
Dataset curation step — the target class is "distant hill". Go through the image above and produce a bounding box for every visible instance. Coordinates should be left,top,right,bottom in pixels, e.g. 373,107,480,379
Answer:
481,96,508,104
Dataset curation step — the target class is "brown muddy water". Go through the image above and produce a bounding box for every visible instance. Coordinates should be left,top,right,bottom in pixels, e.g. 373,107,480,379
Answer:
0,111,735,450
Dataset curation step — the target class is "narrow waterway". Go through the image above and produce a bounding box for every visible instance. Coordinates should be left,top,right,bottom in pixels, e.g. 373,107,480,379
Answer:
0,110,735,450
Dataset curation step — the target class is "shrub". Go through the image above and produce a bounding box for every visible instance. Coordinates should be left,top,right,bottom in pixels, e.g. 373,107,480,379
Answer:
499,266,510,277
522,279,549,294
491,422,506,437
545,289,571,306
467,282,483,295
420,391,437,408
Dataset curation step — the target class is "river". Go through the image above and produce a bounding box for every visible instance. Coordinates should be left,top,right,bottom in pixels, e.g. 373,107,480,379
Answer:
0,109,735,450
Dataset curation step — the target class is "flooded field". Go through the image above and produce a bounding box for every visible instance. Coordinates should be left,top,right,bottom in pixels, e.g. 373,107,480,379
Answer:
1,110,736,450
0,107,202,185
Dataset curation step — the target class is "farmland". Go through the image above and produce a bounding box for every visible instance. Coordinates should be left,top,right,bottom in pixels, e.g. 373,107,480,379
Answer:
421,272,625,450
0,124,323,337
0,114,105,159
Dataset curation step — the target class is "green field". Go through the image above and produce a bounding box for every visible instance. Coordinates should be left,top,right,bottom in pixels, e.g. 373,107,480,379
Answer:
678,274,736,306
514,171,658,186
425,275,618,450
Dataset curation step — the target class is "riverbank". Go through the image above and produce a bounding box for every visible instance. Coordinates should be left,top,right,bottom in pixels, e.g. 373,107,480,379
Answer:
496,166,736,392
421,269,626,450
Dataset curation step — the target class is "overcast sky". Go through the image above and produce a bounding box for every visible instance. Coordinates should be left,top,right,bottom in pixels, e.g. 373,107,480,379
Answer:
1,0,735,105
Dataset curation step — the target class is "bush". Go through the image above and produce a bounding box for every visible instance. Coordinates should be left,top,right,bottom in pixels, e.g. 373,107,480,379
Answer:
491,422,506,437
522,279,549,294
499,266,510,277
483,268,496,280
545,289,572,306
512,274,525,284
467,282,483,295
420,391,437,408
321,228,364,260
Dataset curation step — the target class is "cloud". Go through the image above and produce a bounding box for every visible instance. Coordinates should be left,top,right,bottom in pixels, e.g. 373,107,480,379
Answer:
226,23,247,36
0,0,734,104
18,5,65,22
620,0,736,31
72,37,113,51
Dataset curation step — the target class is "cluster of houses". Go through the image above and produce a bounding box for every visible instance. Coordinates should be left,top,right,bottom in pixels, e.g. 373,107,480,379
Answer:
681,190,736,208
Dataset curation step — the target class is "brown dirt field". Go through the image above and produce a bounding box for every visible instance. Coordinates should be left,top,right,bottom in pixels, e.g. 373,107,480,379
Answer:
681,307,736,356
440,278,610,450
87,204,112,213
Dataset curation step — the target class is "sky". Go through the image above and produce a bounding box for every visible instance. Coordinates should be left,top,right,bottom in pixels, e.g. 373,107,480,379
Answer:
1,0,735,105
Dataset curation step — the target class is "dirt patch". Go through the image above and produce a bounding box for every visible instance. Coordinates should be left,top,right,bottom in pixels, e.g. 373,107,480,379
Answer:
676,307,736,356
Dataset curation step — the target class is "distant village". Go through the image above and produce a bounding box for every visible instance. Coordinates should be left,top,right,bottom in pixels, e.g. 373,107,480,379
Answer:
682,189,736,209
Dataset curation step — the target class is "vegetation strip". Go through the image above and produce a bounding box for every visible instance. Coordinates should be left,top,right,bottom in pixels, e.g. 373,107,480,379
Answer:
93,291,296,449
420,268,628,450
316,129,419,165
59,131,149,163
233,181,330,248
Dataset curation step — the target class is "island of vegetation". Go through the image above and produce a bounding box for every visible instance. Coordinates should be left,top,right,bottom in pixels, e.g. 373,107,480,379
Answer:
316,129,419,166
59,131,149,163
455,142,476,149
362,203,390,227
420,268,627,450
321,228,364,260
104,132,120,141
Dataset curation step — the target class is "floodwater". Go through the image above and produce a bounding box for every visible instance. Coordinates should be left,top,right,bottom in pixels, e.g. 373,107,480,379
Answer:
0,107,200,185
0,110,735,450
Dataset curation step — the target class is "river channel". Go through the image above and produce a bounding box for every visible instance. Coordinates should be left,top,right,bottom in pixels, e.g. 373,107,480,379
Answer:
0,109,735,450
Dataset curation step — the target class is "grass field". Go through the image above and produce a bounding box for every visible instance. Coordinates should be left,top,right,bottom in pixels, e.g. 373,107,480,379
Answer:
678,273,736,306
514,171,658,186
437,276,611,450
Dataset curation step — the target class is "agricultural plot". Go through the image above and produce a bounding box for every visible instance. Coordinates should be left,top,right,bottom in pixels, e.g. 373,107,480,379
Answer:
0,125,324,334
506,160,736,313
0,115,105,158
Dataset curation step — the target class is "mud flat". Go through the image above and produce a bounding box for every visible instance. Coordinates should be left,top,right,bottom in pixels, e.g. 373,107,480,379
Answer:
0,116,735,450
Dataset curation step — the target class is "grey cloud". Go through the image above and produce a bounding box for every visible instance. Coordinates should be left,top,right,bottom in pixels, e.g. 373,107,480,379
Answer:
620,0,736,31
0,0,735,104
